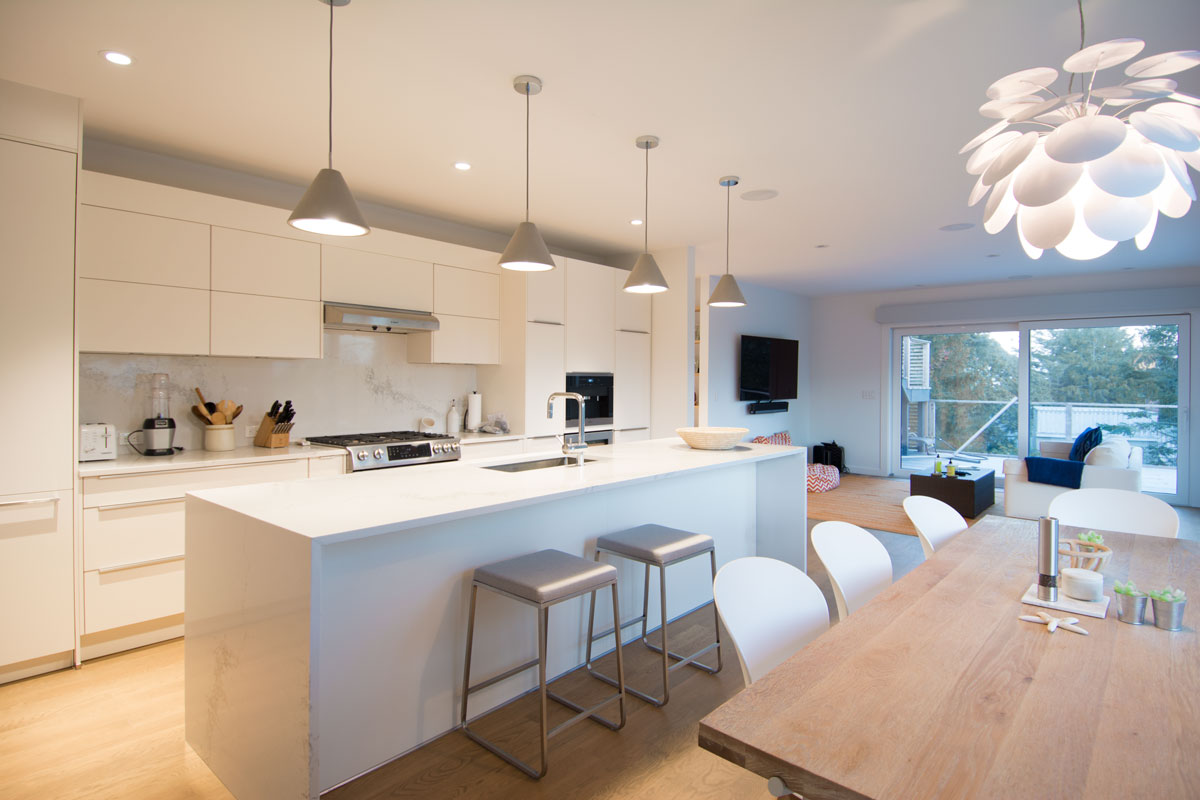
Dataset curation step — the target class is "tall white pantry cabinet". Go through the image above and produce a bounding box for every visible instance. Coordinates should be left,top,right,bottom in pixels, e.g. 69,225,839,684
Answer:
0,80,80,682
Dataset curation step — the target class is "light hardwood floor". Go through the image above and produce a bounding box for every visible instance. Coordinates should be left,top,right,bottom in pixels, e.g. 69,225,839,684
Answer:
0,609,768,800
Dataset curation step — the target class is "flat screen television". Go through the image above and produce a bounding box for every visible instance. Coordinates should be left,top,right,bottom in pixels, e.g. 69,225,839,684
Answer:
739,335,798,402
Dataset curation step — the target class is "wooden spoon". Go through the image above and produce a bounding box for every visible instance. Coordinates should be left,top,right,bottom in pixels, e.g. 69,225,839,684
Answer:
218,399,236,422
193,404,213,425
211,411,226,425
231,404,243,421
195,387,217,415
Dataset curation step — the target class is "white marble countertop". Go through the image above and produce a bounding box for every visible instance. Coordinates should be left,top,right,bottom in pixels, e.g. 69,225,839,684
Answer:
78,443,346,477
191,438,803,544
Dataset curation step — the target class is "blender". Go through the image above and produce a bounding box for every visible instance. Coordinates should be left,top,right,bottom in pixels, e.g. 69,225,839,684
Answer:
128,373,176,456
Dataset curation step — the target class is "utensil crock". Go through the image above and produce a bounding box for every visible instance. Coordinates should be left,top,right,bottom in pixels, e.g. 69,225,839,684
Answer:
204,424,236,452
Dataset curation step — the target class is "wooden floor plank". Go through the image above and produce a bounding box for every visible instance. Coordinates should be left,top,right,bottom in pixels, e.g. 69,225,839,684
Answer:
0,609,768,799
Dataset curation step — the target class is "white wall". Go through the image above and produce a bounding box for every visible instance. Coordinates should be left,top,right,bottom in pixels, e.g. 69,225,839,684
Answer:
700,275,811,445
808,266,1200,505
80,331,476,452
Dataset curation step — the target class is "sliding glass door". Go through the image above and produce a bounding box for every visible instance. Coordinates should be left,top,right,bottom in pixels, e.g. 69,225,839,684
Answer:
1020,316,1189,503
894,326,1019,479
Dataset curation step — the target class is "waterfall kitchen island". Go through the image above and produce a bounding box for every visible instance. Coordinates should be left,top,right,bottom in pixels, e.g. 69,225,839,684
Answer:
183,437,807,800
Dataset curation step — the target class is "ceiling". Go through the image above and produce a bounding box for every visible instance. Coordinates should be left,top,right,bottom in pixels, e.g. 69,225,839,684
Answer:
2,0,1198,295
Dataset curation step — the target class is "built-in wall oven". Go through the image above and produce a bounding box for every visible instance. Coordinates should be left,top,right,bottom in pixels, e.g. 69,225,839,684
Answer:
564,373,613,427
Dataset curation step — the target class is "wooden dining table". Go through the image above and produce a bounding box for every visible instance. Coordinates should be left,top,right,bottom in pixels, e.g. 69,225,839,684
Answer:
699,516,1198,800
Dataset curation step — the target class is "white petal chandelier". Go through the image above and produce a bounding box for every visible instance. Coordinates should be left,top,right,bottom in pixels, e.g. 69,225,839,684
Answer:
963,36,1200,260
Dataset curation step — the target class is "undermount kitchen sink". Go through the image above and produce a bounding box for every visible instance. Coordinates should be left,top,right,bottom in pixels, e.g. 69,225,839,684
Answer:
483,456,596,472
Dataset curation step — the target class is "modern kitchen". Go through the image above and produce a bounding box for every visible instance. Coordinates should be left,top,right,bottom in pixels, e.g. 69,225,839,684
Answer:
3,2,1200,799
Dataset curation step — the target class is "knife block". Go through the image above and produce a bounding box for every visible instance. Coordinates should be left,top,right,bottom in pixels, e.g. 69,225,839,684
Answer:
253,413,289,448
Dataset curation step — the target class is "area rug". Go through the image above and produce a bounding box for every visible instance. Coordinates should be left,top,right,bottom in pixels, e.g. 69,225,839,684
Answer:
806,474,919,537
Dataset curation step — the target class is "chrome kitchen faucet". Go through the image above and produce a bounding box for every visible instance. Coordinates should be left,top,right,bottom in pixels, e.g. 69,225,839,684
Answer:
547,392,588,465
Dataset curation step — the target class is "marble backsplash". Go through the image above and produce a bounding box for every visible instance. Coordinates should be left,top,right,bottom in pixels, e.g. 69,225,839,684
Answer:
80,331,478,453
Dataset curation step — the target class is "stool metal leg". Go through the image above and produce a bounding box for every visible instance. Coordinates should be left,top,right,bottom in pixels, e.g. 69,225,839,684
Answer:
460,584,478,728
640,552,723,677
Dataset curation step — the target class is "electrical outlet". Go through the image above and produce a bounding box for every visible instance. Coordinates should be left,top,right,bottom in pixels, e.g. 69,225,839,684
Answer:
862,389,877,400
245,425,257,439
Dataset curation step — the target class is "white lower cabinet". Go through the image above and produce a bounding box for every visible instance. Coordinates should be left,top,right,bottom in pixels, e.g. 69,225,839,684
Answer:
0,490,73,667
308,454,349,477
80,458,313,654
522,435,561,454
614,428,650,443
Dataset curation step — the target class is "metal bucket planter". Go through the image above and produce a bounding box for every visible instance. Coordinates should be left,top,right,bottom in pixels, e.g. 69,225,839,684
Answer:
1152,598,1187,631
1115,592,1148,625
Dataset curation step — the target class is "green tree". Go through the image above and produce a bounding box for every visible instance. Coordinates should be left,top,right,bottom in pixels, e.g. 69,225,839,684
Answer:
924,333,1017,455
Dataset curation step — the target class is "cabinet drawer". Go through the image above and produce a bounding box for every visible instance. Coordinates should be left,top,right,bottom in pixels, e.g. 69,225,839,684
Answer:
77,278,210,355
459,439,525,461
78,205,209,289
308,455,348,477
83,459,309,507
84,558,184,634
83,498,185,571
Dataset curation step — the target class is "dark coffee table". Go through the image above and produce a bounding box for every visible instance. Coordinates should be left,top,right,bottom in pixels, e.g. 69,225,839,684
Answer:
909,469,995,519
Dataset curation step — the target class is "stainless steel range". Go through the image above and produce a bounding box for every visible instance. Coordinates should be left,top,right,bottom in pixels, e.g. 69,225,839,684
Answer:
307,431,461,471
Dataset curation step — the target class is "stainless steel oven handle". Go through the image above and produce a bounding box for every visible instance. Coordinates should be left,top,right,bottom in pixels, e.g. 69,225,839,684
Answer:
0,496,60,508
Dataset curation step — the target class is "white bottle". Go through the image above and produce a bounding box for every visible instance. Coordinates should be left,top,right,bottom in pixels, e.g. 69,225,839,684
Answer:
446,398,462,435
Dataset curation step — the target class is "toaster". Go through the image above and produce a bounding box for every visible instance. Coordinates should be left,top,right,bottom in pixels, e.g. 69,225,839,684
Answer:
80,423,118,461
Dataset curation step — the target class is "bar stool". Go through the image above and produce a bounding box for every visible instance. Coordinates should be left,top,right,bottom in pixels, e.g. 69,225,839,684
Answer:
585,524,722,706
461,548,626,779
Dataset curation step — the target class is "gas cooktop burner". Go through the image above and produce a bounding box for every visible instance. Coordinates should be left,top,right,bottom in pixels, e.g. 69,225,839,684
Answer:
307,430,461,470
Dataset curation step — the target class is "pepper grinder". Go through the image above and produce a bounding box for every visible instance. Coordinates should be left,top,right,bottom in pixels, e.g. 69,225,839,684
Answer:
1038,516,1059,602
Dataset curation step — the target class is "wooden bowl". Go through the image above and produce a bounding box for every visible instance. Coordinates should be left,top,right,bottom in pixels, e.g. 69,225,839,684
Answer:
1058,539,1112,572
676,427,749,451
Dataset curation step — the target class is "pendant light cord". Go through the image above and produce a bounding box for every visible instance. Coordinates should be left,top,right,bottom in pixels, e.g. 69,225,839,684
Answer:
1067,0,1085,96
643,145,649,252
724,183,731,276
524,88,530,222
327,0,334,170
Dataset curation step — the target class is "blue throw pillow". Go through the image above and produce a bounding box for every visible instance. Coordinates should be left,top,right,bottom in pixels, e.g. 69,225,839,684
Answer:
1068,426,1102,462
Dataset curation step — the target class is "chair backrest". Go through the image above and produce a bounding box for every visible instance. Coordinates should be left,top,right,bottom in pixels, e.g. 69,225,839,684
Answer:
712,557,830,685
810,521,893,622
902,495,969,559
1047,488,1179,538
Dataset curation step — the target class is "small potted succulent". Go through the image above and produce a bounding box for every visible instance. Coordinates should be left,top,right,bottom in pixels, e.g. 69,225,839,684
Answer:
1113,580,1148,625
1147,586,1187,631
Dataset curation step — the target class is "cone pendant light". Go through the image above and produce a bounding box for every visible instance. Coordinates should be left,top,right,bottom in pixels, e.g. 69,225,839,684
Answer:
289,0,369,237
499,76,556,271
624,135,669,293
708,176,746,307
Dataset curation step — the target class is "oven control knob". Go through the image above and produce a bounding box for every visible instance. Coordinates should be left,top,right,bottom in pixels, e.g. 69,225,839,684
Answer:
374,449,384,460
356,450,367,461
451,442,459,451
433,444,443,454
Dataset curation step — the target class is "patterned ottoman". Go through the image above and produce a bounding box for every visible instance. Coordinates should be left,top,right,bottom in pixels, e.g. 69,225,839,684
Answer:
807,463,841,493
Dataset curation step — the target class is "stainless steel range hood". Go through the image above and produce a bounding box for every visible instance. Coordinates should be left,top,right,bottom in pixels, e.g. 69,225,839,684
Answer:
323,303,440,333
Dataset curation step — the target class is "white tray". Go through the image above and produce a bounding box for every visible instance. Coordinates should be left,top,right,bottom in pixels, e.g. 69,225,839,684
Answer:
1021,584,1110,619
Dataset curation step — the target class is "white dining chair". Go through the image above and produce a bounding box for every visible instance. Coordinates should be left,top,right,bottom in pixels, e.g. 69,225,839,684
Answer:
902,495,969,560
712,557,829,686
1048,488,1179,538
810,521,893,622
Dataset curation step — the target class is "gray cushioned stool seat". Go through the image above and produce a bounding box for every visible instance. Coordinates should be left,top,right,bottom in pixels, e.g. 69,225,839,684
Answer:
474,548,617,605
596,524,714,565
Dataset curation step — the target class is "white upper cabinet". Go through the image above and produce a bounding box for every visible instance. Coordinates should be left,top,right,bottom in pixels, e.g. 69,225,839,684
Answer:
212,227,320,301
408,315,500,365
322,245,433,312
78,279,210,355
434,264,499,319
526,258,565,324
614,331,651,430
564,259,615,373
524,323,566,437
78,205,210,289
210,292,321,359
0,78,79,151
613,269,652,333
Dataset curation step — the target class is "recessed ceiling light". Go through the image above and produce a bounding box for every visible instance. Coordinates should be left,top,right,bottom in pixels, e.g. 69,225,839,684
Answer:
100,50,134,66
986,253,1000,258
939,222,974,232
630,219,643,226
814,244,830,249
453,162,471,171
1008,274,1034,280
741,189,779,201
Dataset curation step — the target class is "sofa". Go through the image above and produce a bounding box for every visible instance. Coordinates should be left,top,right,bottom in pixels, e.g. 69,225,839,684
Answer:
1003,439,1143,520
